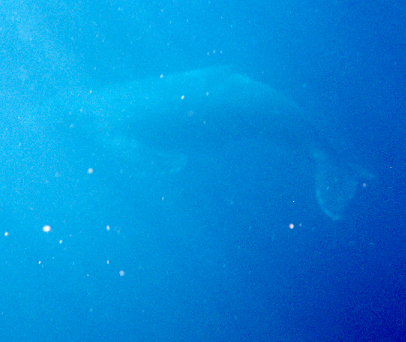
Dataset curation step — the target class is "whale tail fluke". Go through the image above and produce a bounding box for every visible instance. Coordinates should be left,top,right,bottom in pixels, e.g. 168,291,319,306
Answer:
313,150,374,220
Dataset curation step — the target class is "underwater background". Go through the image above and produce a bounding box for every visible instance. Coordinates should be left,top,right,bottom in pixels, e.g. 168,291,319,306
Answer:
0,1,405,341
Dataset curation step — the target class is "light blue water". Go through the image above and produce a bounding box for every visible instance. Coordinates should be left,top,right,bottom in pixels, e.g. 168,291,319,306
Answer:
0,1,405,341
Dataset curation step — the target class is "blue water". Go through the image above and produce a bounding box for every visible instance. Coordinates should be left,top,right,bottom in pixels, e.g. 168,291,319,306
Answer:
1,1,405,341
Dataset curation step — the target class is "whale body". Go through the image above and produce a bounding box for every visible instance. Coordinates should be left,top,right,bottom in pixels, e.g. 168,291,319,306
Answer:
56,66,369,220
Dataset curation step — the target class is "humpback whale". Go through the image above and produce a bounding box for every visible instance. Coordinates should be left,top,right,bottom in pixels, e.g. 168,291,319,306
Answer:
55,66,370,219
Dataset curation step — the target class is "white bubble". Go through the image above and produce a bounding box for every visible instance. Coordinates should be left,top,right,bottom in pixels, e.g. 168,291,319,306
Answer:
43,225,51,233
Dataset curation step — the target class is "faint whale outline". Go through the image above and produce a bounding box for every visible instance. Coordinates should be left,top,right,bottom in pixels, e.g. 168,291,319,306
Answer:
55,66,373,219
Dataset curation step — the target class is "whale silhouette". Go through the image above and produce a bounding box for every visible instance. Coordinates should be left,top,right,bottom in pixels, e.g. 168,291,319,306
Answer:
56,66,371,219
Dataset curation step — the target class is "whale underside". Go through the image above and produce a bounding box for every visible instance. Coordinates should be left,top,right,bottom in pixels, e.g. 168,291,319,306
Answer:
48,66,369,220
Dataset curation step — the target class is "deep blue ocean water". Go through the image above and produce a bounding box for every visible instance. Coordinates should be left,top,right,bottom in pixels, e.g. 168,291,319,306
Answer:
0,1,405,341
